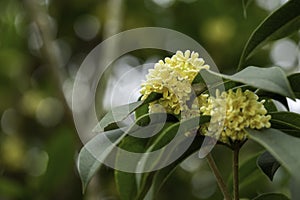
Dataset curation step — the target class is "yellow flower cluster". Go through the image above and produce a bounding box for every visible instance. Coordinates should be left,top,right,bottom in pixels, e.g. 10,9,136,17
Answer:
140,50,210,115
140,51,272,143
200,88,271,143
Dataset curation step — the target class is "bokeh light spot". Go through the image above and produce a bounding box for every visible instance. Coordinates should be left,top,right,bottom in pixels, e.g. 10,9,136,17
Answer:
1,108,19,135
25,148,49,176
35,97,64,127
270,39,299,71
0,135,25,170
151,0,175,8
202,17,236,44
74,15,100,41
191,170,217,199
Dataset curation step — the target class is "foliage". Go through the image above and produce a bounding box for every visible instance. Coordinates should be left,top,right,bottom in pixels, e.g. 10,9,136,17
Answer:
1,0,299,200
78,1,300,200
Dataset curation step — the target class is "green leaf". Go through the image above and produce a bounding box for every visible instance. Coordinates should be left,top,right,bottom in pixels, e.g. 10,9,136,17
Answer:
288,73,300,99
135,104,178,127
192,70,245,96
248,128,300,182
270,111,300,137
194,70,227,93
93,93,161,132
78,112,169,192
225,66,294,99
114,137,146,200
263,99,278,113
136,116,210,199
192,72,206,85
97,101,143,132
252,193,289,200
256,90,289,110
135,103,149,122
115,172,138,200
257,151,281,181
115,121,173,200
291,178,300,200
150,135,206,197
238,0,300,69
77,128,125,192
204,67,295,99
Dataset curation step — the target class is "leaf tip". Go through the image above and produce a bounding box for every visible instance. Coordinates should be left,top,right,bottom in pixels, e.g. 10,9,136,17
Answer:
82,183,88,194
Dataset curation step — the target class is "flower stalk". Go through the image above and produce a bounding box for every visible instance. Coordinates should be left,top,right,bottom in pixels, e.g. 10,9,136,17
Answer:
206,153,231,200
233,144,240,200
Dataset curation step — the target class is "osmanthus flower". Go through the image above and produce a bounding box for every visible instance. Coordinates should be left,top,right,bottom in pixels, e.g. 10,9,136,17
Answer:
200,88,271,144
140,50,210,115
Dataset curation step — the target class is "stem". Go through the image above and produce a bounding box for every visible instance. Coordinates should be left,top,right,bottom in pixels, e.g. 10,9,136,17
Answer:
206,153,231,200
233,145,240,200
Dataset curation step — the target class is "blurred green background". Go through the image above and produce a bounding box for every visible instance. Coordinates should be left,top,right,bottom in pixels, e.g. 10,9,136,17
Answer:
0,0,299,199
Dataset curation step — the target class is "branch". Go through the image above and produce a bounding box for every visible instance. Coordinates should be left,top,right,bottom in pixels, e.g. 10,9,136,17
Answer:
206,153,231,200
233,145,240,200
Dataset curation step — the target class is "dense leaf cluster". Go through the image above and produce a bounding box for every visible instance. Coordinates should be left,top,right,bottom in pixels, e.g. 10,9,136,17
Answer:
78,1,300,199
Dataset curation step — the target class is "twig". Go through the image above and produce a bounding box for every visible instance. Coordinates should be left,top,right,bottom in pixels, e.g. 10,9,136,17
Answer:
206,153,231,200
233,144,240,200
